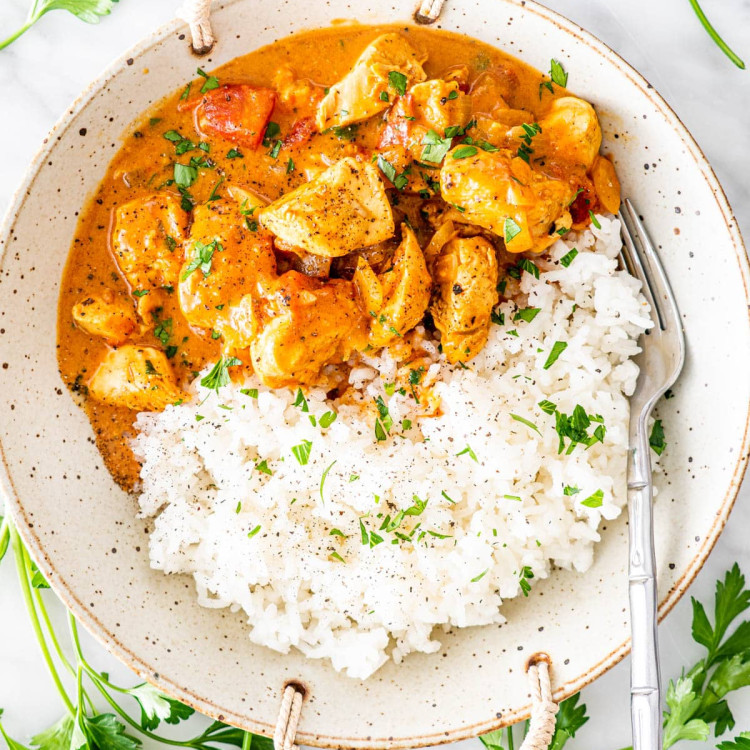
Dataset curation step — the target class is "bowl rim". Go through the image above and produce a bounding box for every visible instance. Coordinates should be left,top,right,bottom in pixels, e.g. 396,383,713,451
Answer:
1,0,749,747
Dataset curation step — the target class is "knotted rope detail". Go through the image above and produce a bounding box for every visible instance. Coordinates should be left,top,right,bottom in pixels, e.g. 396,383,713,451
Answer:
273,684,305,750
415,0,446,23
177,0,215,54
519,659,559,750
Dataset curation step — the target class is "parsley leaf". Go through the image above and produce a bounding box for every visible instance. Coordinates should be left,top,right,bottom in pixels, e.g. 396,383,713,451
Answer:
196,67,219,93
182,239,222,280
650,419,667,456
200,355,241,393
548,694,589,750
377,155,409,190
420,129,453,164
504,217,522,244
510,413,541,436
543,341,568,369
126,683,194,730
388,70,408,96
292,439,313,466
549,59,568,87
560,248,578,267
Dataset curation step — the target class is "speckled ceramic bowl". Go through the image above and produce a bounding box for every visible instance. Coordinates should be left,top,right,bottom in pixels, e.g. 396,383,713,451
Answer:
1,0,749,747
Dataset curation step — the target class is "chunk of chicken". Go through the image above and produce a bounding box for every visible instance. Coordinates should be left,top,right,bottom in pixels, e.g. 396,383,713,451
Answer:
469,67,521,116
88,346,186,411
178,198,276,334
316,33,427,131
72,294,138,346
273,65,324,118
249,272,368,388
431,236,499,363
111,195,187,300
378,79,472,163
259,157,395,257
355,224,431,348
536,96,602,170
440,147,576,253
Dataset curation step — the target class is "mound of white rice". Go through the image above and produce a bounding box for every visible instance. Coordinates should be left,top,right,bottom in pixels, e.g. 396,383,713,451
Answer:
133,215,652,679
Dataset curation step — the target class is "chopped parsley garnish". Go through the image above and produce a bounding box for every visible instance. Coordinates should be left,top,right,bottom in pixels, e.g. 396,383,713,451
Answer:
507,329,519,337
589,211,602,229
491,310,505,326
560,248,579,267
319,411,337,428
182,238,222,280
504,494,521,501
452,145,478,159
247,524,262,539
226,148,243,159
348,474,360,483
408,366,424,403
319,460,336,504
144,359,157,375
254,460,272,476
329,528,347,538
173,162,198,188
517,122,541,163
235,501,242,513
550,59,568,87
402,418,412,431
210,329,221,340
405,494,428,516
581,489,604,508
377,155,409,190
513,307,541,323
240,388,258,398
476,139,499,152
330,551,346,563
543,341,568,369
504,217,522,244
456,444,478,462
269,140,282,159
551,405,606,455
200,355,241,393
518,257,540,279
331,124,359,141
379,90,390,102
420,129,453,164
447,89,459,100
388,70,408,96
293,388,309,412
207,176,224,202
180,81,192,101
519,566,534,596
196,67,219,93
153,318,172,345
374,395,393,440
441,490,456,504
471,569,488,583
165,345,178,359
538,399,557,415
133,289,149,298
291,439,313,466
510,414,541,436
649,419,667,456
563,485,581,496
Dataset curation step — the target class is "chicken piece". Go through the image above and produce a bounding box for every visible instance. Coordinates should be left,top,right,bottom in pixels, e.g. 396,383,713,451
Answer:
178,198,277,334
196,84,277,149
378,80,472,164
469,67,520,115
249,272,368,387
111,195,187,299
431,236,499,363
273,65,324,118
88,346,186,411
259,157,395,257
537,97,602,169
72,294,138,346
273,237,332,278
316,33,427,131
440,147,576,253
362,225,431,348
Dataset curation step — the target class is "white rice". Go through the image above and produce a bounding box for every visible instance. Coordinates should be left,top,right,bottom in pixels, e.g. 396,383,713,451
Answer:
133,215,653,680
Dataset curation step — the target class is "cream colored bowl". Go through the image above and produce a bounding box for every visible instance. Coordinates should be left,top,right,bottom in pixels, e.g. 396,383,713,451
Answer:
1,0,749,747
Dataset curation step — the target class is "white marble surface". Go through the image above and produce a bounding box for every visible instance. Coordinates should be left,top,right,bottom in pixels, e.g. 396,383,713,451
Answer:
0,0,749,746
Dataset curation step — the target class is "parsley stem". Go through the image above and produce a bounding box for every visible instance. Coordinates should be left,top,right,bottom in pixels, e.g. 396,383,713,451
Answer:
0,20,35,51
242,731,253,750
688,0,745,69
11,525,75,715
507,724,515,750
0,515,9,559
33,584,77,676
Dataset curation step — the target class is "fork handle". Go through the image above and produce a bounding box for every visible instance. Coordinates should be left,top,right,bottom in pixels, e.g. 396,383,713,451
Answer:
628,420,662,750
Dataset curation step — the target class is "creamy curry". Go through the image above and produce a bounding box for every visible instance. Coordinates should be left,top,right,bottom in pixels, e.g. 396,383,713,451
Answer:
57,24,621,489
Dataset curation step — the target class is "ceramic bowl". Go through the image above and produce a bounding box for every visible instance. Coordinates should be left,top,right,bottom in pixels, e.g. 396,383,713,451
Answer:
1,0,749,747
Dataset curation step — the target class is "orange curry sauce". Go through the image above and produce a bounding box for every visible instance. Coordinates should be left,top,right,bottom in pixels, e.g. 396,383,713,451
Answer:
56,24,618,489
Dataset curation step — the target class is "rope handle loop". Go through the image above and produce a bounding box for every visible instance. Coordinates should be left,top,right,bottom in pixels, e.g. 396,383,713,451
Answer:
177,0,215,54
519,655,559,750
274,683,305,750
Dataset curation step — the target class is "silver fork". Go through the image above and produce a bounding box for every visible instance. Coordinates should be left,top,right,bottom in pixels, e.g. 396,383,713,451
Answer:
618,199,686,750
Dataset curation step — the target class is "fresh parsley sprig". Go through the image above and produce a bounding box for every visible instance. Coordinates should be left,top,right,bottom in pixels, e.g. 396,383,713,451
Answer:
0,0,119,51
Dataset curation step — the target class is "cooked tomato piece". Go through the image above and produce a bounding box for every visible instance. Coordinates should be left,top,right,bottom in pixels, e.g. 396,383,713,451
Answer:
569,180,598,226
197,84,276,149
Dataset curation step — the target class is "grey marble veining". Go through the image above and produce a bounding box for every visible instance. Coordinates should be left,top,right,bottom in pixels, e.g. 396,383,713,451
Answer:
0,0,749,747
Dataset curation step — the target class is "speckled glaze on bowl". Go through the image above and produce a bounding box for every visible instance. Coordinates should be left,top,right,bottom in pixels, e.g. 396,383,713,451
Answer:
1,0,749,747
